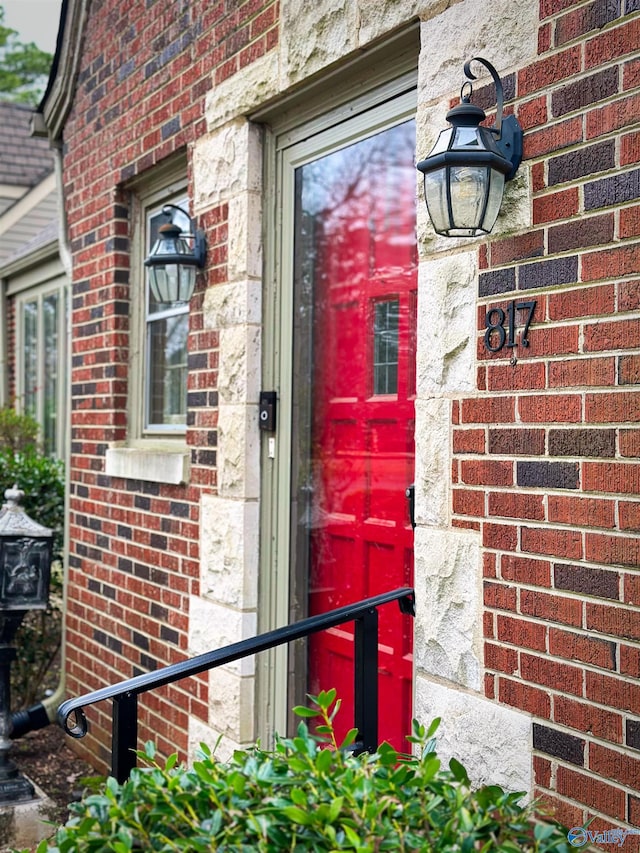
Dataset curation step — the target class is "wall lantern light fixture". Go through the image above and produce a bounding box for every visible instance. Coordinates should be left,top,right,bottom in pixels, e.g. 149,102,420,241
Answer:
416,57,522,238
144,203,206,304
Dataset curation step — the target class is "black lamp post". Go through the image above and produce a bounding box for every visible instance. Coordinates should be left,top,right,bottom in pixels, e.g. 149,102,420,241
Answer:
0,486,53,803
416,57,523,237
144,203,206,304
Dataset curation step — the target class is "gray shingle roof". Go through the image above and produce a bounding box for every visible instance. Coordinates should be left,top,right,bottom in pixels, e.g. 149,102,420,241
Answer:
0,101,54,187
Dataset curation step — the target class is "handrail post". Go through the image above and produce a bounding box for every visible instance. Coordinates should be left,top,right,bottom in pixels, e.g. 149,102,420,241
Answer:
112,692,138,783
354,606,378,753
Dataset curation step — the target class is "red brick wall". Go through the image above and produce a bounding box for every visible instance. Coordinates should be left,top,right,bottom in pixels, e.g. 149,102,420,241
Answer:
59,0,640,830
62,0,277,768
453,2,640,835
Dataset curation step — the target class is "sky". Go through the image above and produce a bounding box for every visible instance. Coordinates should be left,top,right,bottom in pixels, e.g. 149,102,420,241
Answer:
3,0,63,54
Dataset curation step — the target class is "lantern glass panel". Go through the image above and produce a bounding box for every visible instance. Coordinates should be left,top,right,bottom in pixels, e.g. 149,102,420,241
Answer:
148,262,196,304
428,126,454,157
448,164,490,235
422,168,450,235
452,125,483,148
481,168,506,233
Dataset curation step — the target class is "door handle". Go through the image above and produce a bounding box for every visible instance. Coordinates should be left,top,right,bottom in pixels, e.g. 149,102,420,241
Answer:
405,483,415,529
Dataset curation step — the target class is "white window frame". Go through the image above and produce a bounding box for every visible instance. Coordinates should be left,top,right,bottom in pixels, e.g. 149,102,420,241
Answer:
14,276,67,460
104,168,191,485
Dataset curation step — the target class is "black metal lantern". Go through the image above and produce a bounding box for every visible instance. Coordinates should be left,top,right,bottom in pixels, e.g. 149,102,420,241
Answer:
0,486,53,803
416,57,523,237
144,203,206,304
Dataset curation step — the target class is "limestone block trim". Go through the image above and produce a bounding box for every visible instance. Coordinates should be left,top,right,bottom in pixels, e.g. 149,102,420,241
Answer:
188,594,257,678
104,444,190,485
218,404,261,499
413,397,450,529
188,715,252,765
414,675,532,795
418,1,539,106
193,120,262,211
203,279,262,330
218,325,261,407
413,525,483,692
200,494,259,611
416,254,477,396
228,191,263,283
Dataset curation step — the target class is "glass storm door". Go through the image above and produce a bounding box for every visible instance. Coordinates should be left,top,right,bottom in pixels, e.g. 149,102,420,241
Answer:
290,116,417,750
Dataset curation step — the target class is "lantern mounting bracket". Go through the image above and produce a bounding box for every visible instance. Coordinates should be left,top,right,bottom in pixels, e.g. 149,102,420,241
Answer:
159,203,206,268
463,56,522,181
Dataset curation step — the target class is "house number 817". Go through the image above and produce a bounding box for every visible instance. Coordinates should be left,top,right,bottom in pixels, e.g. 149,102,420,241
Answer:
484,299,536,353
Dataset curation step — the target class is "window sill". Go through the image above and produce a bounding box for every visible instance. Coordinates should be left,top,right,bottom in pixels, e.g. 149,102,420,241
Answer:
105,444,190,485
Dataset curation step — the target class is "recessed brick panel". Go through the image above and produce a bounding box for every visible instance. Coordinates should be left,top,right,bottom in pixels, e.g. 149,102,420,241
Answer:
548,214,614,254
479,268,516,297
551,67,619,118
521,588,583,626
488,428,546,456
517,460,580,489
555,563,620,599
548,428,616,458
518,256,579,290
549,357,615,388
533,723,585,765
555,0,623,46
584,168,640,210
627,719,640,750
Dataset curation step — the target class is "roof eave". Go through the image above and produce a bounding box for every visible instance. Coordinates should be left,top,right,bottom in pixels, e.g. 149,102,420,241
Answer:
32,0,90,142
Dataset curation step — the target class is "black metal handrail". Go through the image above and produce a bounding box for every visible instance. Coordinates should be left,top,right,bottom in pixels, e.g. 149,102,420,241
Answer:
58,587,415,782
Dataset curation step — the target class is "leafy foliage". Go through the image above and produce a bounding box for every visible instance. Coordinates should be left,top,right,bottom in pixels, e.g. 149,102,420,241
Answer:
0,5,53,105
0,405,39,453
0,448,65,558
38,690,571,852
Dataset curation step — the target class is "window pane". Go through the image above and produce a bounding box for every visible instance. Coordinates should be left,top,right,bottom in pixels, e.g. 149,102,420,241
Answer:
144,200,190,431
23,301,38,416
43,294,59,456
373,299,399,395
147,314,188,427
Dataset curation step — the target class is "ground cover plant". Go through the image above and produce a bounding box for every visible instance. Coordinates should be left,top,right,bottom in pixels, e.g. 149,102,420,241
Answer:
37,689,570,852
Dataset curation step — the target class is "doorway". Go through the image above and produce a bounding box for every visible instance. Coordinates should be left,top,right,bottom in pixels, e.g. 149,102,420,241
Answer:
262,84,418,750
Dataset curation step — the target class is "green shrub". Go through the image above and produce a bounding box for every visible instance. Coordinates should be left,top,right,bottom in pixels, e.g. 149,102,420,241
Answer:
0,448,65,559
0,405,39,453
39,690,570,852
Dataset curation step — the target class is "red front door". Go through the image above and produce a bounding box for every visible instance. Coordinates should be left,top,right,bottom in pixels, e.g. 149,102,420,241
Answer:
292,119,417,750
